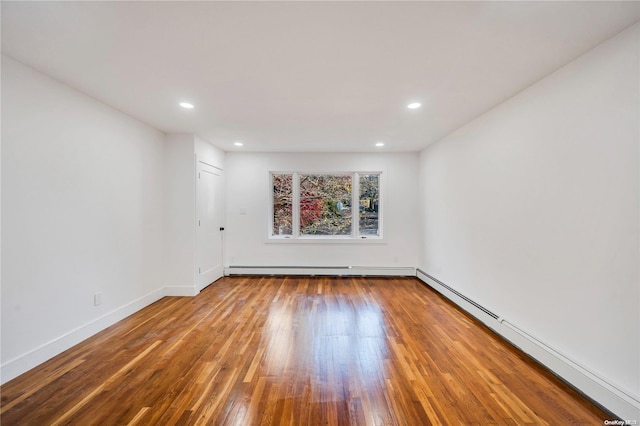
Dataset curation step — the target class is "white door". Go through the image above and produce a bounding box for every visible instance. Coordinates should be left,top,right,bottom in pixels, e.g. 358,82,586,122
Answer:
196,160,223,290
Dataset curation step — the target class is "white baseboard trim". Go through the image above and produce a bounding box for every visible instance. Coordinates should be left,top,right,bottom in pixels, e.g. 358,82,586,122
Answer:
1,286,167,385
165,285,199,296
225,265,415,277
416,269,640,421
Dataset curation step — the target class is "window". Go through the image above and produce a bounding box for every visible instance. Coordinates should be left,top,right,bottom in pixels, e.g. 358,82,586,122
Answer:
300,174,352,236
359,174,380,236
272,174,293,236
271,172,382,240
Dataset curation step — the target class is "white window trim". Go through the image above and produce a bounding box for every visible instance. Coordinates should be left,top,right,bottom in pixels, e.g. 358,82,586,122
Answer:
268,171,384,243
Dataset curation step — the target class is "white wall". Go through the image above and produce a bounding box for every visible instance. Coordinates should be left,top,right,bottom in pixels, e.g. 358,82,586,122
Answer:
163,134,197,295
195,135,225,170
418,23,639,416
0,57,225,378
225,152,419,269
163,134,225,295
1,56,167,382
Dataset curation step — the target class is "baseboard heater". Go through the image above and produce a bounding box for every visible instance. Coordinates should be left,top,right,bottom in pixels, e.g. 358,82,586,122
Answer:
416,268,498,319
415,268,639,420
225,265,415,277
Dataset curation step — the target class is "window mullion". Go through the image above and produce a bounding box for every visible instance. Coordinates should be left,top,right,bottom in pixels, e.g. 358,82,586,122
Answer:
352,173,359,238
269,173,274,237
292,173,300,238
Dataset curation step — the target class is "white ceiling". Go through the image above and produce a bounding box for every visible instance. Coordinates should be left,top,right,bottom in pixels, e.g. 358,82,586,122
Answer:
3,1,640,152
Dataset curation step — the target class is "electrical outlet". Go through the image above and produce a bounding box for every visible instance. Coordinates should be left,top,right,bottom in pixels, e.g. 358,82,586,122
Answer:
94,292,103,306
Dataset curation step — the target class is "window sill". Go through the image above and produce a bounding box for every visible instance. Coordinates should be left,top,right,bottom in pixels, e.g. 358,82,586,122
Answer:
266,236,386,244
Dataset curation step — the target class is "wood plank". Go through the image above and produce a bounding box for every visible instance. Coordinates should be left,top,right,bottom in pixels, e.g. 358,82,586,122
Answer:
1,276,611,425
50,340,162,426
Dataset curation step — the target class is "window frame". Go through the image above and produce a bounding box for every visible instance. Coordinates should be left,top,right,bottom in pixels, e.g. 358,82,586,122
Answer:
268,171,383,242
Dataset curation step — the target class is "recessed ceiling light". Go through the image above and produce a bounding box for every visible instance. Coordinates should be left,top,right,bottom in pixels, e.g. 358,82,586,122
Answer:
179,102,194,109
234,141,244,147
407,102,421,109
376,142,385,147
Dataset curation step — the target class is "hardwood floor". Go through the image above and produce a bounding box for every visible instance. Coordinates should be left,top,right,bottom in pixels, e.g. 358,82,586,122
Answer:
1,276,609,425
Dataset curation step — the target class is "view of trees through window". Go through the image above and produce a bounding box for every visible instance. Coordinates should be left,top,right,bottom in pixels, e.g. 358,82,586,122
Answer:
359,174,379,236
272,172,380,238
300,174,352,235
272,174,293,235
